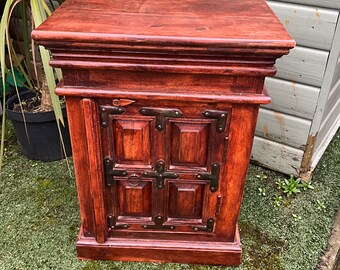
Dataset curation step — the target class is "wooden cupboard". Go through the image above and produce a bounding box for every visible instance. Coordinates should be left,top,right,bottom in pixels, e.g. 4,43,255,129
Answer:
32,0,294,265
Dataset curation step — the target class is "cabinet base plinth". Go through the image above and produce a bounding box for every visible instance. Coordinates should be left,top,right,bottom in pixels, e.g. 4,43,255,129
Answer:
76,227,242,266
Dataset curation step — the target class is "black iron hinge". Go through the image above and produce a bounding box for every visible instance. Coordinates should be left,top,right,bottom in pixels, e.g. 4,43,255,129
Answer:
107,215,130,230
99,105,125,127
197,162,221,192
141,215,175,230
202,109,228,133
139,107,182,131
104,157,128,186
142,160,178,189
192,218,215,232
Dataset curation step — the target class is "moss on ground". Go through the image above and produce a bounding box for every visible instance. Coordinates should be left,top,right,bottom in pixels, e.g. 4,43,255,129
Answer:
0,124,339,270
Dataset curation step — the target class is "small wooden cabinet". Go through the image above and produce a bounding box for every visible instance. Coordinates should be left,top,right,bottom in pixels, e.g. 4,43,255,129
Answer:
33,0,294,265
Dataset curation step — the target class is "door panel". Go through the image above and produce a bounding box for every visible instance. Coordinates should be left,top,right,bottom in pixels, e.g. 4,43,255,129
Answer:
170,122,210,168
168,181,205,219
167,119,214,172
116,179,153,217
114,119,153,166
97,100,231,235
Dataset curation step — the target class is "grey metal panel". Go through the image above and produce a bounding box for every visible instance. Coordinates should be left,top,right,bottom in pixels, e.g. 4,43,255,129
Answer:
264,77,320,120
251,136,304,176
268,1,339,50
275,46,329,87
270,0,340,9
255,108,311,149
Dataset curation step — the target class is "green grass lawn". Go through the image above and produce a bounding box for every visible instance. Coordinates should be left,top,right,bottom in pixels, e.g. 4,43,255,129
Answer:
0,125,339,270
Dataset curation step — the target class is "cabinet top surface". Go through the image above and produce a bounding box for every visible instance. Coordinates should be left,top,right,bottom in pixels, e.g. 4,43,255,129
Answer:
33,0,295,50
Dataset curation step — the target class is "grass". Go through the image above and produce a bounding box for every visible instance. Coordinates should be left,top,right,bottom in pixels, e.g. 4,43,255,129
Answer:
0,124,339,270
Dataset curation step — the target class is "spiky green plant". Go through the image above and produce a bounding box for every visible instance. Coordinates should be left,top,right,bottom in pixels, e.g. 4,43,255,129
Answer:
0,0,66,170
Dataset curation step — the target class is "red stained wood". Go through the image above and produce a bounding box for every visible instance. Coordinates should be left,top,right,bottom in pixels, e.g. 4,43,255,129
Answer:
170,122,209,167
117,180,152,217
33,0,294,265
114,119,152,165
76,225,242,265
32,0,294,50
168,182,204,219
81,99,107,243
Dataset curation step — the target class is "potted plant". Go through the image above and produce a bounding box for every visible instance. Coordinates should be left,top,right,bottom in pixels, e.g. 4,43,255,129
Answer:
0,0,71,166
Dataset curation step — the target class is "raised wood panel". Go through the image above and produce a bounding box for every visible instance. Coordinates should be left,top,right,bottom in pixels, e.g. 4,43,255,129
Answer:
117,180,152,217
275,46,329,87
264,77,320,120
268,1,339,50
170,122,210,168
114,119,152,165
168,182,204,219
255,108,311,149
270,0,340,9
251,136,304,176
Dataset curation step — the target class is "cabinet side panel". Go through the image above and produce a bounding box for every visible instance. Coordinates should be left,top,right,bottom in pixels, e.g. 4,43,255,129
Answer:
65,97,95,236
81,98,108,243
217,105,259,240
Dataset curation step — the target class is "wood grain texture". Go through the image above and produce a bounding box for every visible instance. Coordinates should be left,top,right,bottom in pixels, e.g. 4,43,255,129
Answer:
32,0,295,51
217,105,259,240
81,99,107,243
76,227,242,265
65,98,96,237
114,119,153,165
170,122,210,168
33,0,294,265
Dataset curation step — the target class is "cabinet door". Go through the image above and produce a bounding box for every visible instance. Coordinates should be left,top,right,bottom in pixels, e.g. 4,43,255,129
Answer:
163,114,229,232
97,101,230,236
100,112,157,229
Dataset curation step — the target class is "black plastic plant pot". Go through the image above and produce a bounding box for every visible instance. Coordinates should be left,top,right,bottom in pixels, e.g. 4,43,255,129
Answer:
5,90,72,162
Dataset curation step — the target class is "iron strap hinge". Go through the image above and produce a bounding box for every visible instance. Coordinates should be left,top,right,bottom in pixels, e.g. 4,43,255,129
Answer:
197,162,221,192
202,109,228,133
192,218,215,232
142,160,178,189
139,107,183,131
104,157,128,186
141,215,175,230
100,105,125,127
107,215,130,230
